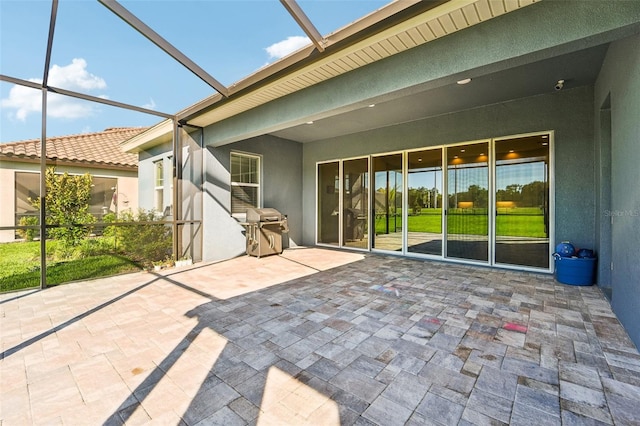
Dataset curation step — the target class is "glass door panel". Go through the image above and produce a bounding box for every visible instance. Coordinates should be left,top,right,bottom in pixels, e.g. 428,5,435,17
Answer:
317,162,339,245
372,154,403,251
407,149,443,255
342,158,369,249
495,135,550,268
446,143,489,261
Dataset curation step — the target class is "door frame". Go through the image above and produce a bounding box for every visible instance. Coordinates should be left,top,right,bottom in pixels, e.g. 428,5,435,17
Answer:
442,139,492,266
314,130,555,273
371,150,405,255
491,131,555,273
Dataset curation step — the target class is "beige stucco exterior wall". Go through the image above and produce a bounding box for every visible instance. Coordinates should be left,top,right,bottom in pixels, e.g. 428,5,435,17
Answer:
113,175,138,214
0,160,138,242
0,165,16,243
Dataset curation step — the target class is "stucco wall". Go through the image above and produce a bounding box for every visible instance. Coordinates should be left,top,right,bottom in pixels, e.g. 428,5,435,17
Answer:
138,142,173,214
594,34,640,349
115,175,138,214
202,134,302,262
302,87,596,255
0,166,16,242
0,160,138,242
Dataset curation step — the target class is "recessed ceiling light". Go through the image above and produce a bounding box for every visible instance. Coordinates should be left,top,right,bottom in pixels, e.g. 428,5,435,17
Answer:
457,78,472,85
454,155,459,159
542,135,549,139
542,142,548,146
418,158,422,162
460,149,465,152
509,150,515,153
480,153,485,156
368,104,376,108
306,121,314,124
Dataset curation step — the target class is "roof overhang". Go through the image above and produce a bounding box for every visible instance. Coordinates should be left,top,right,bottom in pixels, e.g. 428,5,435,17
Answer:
123,0,537,152
0,154,138,171
121,119,173,153
184,0,530,128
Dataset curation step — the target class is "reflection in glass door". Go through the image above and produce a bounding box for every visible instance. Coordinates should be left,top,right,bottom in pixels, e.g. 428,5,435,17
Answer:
342,158,369,249
373,154,403,251
446,143,489,261
495,135,550,268
407,149,443,255
317,162,339,245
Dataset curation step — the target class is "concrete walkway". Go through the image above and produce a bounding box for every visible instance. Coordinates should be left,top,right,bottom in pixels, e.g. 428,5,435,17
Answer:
1,247,639,425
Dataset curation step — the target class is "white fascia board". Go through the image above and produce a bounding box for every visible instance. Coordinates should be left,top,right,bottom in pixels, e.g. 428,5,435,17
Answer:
120,119,173,153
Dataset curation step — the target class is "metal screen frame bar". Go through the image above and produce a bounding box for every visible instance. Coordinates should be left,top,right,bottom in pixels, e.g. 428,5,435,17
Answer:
98,0,229,97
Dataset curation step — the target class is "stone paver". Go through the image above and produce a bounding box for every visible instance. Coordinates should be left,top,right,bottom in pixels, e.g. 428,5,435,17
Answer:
2,247,640,425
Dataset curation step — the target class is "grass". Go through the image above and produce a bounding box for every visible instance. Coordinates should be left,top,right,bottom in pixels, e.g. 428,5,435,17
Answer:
0,241,41,278
375,207,546,237
0,240,142,293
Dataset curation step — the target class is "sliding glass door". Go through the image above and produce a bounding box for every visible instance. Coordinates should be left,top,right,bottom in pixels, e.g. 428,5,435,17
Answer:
342,158,369,249
317,162,339,245
494,135,550,268
407,149,443,256
445,143,489,262
316,132,552,271
372,154,403,251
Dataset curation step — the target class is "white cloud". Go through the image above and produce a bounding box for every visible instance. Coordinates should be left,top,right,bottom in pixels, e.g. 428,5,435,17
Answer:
265,36,310,60
2,84,41,121
47,93,97,119
1,58,107,122
49,58,106,91
141,98,156,110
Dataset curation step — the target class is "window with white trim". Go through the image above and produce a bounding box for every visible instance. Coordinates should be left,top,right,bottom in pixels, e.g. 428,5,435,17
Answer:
167,156,173,217
154,160,164,213
230,152,260,215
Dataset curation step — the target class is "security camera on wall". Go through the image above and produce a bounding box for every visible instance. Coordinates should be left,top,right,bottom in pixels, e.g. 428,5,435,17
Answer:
555,79,565,91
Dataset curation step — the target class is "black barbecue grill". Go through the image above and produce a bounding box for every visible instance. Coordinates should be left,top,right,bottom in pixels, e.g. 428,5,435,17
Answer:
242,208,288,258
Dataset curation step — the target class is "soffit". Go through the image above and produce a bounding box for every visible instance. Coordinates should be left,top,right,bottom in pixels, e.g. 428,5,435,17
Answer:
270,43,610,143
187,0,538,129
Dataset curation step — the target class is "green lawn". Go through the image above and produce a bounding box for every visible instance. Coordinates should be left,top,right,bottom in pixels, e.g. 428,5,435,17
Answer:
375,207,546,237
407,212,442,234
0,241,142,293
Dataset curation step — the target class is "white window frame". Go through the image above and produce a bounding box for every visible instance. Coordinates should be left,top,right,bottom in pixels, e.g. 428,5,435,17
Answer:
230,151,262,218
154,159,164,214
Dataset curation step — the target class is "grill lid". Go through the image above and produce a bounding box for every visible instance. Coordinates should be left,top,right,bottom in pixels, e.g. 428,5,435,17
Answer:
246,207,283,222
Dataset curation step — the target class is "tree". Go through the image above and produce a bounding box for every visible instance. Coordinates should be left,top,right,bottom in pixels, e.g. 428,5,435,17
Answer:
31,167,96,252
521,181,545,207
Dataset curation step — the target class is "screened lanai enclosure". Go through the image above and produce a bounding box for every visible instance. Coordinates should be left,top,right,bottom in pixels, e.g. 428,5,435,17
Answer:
1,0,399,290
2,0,639,351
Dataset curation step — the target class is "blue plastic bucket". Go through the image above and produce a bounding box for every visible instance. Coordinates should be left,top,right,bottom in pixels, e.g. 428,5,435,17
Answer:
554,255,596,286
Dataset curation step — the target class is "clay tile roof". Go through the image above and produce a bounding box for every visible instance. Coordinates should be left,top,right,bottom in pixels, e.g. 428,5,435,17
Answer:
0,127,147,168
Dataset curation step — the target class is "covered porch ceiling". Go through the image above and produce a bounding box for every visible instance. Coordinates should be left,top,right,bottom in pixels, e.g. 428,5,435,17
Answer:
268,43,610,143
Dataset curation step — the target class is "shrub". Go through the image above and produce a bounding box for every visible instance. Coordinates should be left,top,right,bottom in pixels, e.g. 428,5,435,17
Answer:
17,216,39,241
109,208,172,266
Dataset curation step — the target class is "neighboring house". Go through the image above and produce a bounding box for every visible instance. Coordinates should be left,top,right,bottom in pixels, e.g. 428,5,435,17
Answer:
122,1,640,347
0,127,145,242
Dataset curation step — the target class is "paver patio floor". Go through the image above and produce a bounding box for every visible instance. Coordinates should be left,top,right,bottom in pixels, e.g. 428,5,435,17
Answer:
2,247,640,425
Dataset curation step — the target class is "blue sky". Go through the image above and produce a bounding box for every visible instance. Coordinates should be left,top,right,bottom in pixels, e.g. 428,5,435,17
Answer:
1,0,388,143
